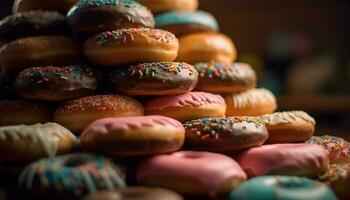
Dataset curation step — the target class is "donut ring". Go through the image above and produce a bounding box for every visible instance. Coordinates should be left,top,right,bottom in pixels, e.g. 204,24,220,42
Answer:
155,11,218,37
67,0,155,37
13,0,78,13
137,0,198,13
306,135,350,164
80,116,185,156
0,36,81,73
84,28,178,66
224,88,277,116
54,95,144,134
0,123,77,164
18,154,126,199
259,111,316,144
0,100,53,125
15,66,98,101
145,92,226,122
229,176,337,200
183,117,268,152
194,62,257,94
236,144,329,178
110,62,198,95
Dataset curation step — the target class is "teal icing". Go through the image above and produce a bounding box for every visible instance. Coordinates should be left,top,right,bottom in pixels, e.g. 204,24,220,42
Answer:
229,176,337,200
155,11,219,31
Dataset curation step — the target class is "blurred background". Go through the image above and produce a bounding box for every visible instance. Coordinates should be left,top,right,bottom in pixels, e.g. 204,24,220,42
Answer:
1,0,349,138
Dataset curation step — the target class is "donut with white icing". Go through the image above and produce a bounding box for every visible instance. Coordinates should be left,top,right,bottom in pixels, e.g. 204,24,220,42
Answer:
259,111,316,144
80,115,185,156
145,92,226,122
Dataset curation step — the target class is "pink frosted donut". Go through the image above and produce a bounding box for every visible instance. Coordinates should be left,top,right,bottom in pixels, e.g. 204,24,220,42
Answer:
137,151,246,197
236,144,329,178
80,115,185,156
145,92,226,122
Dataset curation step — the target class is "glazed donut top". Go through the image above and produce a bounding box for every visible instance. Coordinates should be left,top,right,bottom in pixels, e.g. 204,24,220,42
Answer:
319,163,350,182
0,123,77,157
155,11,219,31
229,88,277,109
259,111,316,126
145,92,225,110
137,151,246,197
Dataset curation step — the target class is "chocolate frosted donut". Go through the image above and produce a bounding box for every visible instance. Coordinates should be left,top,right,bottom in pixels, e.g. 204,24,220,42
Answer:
0,11,68,46
13,0,78,13
110,62,198,95
67,0,155,37
194,62,257,94
15,66,98,101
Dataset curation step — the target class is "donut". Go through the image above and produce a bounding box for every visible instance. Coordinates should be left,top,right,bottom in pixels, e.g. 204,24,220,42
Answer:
54,95,144,134
259,111,316,144
18,154,126,199
319,163,350,200
223,88,277,116
306,135,350,164
137,0,198,13
229,176,337,200
80,116,185,156
84,28,178,66
0,11,68,46
0,36,81,73
194,62,257,94
155,11,219,37
137,151,247,197
15,66,98,101
83,187,184,200
176,32,237,64
183,117,268,152
110,62,198,95
145,92,226,122
0,100,53,125
236,144,329,178
67,0,155,37
13,0,78,13
0,123,77,164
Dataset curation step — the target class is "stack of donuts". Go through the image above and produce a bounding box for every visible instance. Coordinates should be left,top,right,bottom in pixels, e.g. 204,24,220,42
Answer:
0,0,349,199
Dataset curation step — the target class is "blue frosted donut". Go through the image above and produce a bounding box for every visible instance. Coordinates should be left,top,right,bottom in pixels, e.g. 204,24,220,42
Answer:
229,176,337,200
18,153,126,199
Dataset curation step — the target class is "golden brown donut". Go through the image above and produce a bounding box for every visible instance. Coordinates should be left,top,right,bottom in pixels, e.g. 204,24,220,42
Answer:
194,62,257,94
224,88,277,116
54,95,144,134
259,111,316,144
0,36,81,73
84,28,178,66
13,0,78,13
0,100,53,126
176,32,237,64
0,123,77,164
137,0,198,13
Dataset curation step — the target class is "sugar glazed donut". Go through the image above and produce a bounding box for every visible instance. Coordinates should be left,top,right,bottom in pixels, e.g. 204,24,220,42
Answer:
18,154,126,199
137,0,198,13
54,95,144,134
145,92,226,122
110,62,198,95
137,151,247,197
67,0,155,37
84,28,178,66
194,62,257,94
13,0,78,13
259,111,316,144
0,123,77,164
0,100,53,125
80,116,185,156
183,117,268,152
224,88,277,116
236,144,329,178
15,66,98,101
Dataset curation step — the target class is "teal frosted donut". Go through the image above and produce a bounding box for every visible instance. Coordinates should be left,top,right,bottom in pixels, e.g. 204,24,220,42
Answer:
18,154,126,199
229,176,337,200
155,11,219,37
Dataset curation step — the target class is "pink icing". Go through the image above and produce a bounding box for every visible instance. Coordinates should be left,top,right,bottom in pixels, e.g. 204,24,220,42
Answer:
236,144,329,176
145,92,226,110
137,151,246,197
